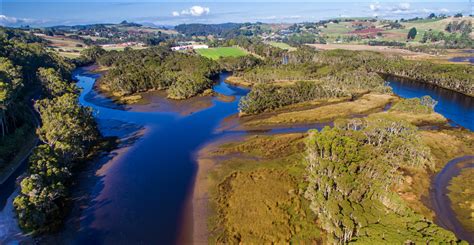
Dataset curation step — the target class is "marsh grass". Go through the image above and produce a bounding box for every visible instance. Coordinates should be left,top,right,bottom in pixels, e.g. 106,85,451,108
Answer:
207,133,323,243
448,168,474,232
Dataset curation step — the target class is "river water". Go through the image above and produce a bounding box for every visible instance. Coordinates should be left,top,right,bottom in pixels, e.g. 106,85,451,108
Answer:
388,77,474,131
0,69,472,243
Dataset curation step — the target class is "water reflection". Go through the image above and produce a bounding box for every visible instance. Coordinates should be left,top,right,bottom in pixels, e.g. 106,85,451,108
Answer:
388,77,474,131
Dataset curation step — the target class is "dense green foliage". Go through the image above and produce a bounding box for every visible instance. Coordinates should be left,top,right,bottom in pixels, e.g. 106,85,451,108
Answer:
71,45,107,67
0,27,74,166
365,57,474,95
421,30,473,49
217,55,261,71
13,145,70,232
238,69,391,114
98,47,220,99
0,27,102,234
407,27,418,39
237,55,392,114
175,23,244,37
14,71,100,233
304,116,458,243
37,68,77,98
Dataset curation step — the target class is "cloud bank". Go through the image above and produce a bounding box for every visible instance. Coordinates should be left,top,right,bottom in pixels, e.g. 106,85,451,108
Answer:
368,2,451,18
0,15,41,26
172,6,210,17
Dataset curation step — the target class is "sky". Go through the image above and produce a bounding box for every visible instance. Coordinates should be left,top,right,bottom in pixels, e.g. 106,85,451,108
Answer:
0,1,472,27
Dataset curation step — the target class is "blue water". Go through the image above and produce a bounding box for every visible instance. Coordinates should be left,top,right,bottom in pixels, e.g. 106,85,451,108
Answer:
388,78,474,131
42,70,249,244
0,70,473,243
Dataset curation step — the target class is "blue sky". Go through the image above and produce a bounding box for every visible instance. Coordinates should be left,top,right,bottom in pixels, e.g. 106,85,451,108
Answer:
1,1,472,27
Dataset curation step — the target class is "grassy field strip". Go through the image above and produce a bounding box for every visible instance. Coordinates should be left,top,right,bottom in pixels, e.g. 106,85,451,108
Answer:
196,46,248,60
267,41,297,51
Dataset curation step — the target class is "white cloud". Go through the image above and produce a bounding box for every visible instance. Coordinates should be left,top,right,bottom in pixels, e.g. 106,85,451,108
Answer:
398,3,411,11
287,15,302,19
0,15,19,25
369,2,381,11
440,8,449,13
0,15,38,26
172,6,210,17
390,3,410,12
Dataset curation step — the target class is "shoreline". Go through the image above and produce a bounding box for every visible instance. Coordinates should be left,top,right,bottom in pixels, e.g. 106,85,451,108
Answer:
188,135,246,244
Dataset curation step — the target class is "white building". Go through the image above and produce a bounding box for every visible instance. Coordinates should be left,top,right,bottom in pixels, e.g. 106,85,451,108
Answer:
171,44,209,51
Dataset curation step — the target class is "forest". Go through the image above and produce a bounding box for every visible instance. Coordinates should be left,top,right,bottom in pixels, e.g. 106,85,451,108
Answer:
0,27,105,233
97,47,220,99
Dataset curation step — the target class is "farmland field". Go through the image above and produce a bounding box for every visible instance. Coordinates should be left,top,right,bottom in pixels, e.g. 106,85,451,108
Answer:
268,41,297,51
196,47,248,60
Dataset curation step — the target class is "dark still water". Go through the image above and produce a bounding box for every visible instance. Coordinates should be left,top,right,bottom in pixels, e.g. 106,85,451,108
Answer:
388,78,474,131
52,70,249,244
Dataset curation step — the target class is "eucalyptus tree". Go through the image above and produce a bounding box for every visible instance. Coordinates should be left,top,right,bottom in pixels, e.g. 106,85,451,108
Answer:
35,93,99,162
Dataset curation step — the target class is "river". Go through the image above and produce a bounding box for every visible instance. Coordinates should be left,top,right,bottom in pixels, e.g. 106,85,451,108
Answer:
0,69,472,243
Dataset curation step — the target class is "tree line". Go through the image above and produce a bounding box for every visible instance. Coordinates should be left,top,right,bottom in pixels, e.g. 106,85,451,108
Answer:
233,46,473,114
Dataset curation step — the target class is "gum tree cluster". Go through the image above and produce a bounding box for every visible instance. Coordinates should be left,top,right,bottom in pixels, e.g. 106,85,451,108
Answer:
0,27,74,167
98,47,220,99
238,68,390,114
13,67,100,233
304,116,458,243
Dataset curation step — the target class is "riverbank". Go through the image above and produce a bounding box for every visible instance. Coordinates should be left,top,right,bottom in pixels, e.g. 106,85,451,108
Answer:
447,167,474,237
430,156,474,243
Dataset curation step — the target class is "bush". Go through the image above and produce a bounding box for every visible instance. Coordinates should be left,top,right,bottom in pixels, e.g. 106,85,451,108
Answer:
390,96,437,114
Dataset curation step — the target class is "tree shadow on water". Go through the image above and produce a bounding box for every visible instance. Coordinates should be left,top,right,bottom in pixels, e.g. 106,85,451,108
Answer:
40,120,144,244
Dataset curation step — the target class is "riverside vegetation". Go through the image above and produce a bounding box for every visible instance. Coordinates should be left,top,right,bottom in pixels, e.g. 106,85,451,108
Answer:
448,168,474,232
0,27,111,234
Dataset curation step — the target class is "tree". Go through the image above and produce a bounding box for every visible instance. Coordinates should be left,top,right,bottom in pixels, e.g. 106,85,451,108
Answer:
13,145,70,232
37,68,77,98
35,93,99,161
78,45,106,65
407,27,417,40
